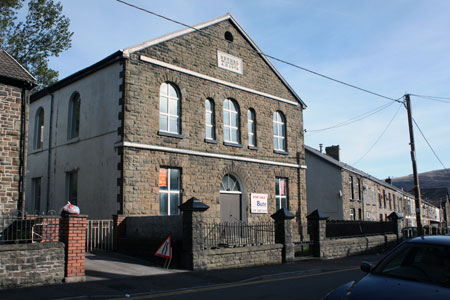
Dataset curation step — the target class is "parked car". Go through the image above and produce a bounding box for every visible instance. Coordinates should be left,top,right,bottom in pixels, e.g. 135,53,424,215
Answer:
324,236,450,299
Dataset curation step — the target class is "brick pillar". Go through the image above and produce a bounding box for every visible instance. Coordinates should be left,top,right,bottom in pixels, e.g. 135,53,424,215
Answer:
60,214,87,283
307,210,329,257
113,215,126,251
179,197,209,270
271,208,295,263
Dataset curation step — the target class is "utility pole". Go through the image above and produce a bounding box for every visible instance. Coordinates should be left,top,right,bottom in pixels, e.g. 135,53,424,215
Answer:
405,94,423,235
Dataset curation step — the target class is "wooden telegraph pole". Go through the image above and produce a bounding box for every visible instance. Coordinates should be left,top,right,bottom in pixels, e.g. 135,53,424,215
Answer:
405,94,423,236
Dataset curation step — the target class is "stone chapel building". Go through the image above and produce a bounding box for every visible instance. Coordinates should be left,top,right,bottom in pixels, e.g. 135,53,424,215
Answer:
27,14,308,240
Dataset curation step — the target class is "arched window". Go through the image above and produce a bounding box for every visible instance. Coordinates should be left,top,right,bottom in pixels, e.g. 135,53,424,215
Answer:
223,99,240,143
247,108,256,147
34,107,44,149
68,92,80,139
220,174,241,192
273,111,286,151
159,82,180,134
205,98,215,140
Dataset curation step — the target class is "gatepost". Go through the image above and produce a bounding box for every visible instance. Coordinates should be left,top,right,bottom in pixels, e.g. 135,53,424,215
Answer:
60,214,87,283
179,197,209,270
388,211,404,242
307,210,329,257
271,208,295,263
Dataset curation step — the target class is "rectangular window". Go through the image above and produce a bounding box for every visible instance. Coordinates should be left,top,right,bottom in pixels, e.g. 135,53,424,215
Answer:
350,208,355,221
357,178,361,200
66,171,78,205
383,190,386,208
159,168,181,216
205,99,215,140
275,178,288,210
32,177,41,212
367,212,371,220
358,208,362,220
350,176,355,200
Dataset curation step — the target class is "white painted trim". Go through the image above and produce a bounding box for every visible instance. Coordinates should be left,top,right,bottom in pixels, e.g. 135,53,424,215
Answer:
140,55,299,107
219,191,242,195
119,141,307,169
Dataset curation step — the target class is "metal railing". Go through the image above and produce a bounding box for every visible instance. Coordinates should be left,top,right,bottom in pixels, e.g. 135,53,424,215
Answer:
203,222,275,249
326,220,395,238
0,216,59,244
86,219,113,252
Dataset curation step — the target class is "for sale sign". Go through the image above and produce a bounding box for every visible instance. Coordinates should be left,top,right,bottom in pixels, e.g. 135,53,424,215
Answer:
251,193,268,214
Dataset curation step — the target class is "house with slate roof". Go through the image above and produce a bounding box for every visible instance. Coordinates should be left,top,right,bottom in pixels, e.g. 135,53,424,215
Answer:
0,50,36,216
305,144,419,225
27,15,309,241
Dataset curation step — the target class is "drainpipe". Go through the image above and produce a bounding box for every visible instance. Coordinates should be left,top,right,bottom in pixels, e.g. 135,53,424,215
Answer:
19,88,27,218
46,93,54,213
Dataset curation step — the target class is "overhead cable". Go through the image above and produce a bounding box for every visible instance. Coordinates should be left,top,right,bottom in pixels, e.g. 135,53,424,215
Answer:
116,0,402,103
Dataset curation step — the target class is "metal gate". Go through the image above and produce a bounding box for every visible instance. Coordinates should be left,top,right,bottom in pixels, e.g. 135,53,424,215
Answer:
86,219,113,252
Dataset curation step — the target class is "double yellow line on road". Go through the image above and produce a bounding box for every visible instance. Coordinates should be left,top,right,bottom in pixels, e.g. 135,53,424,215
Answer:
115,267,359,299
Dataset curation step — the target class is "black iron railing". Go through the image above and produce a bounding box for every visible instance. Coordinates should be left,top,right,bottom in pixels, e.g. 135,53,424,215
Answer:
0,216,59,244
203,222,275,249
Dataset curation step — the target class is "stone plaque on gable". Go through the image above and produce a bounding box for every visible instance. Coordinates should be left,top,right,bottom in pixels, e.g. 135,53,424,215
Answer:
217,50,243,74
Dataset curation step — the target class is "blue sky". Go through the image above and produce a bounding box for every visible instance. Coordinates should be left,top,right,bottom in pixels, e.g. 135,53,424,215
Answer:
48,0,450,179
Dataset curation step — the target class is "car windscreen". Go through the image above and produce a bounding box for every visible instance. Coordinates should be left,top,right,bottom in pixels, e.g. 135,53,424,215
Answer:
372,242,450,287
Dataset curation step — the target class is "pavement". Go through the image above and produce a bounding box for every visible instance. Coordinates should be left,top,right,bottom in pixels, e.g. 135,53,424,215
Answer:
0,251,388,300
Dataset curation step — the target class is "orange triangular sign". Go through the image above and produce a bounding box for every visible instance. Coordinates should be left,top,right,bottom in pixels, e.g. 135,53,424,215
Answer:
155,234,172,259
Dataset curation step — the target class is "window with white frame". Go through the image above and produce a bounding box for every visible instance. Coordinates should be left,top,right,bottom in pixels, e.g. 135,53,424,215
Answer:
247,108,256,147
32,177,41,212
159,168,181,215
275,177,288,210
223,98,240,143
273,111,286,151
159,82,180,134
349,175,355,200
205,98,215,140
66,170,78,205
68,93,80,140
350,208,355,220
34,108,44,149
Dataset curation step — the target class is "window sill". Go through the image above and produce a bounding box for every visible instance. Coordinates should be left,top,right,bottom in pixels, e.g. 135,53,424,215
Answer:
67,137,80,145
223,142,243,148
248,145,258,151
29,148,45,154
204,138,218,144
273,150,289,155
158,131,184,139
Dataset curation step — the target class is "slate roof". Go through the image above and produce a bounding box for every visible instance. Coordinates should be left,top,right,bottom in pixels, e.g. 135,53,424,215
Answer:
0,49,36,88
305,145,410,195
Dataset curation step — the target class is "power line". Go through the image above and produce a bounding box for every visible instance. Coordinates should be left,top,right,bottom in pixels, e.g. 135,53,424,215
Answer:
116,0,402,103
306,101,395,134
412,117,447,169
409,94,450,104
352,102,403,166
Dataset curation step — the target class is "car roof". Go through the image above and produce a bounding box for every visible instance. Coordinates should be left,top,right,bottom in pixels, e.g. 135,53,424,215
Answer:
407,235,450,246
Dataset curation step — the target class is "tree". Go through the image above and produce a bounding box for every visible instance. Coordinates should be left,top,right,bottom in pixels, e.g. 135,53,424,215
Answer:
1,0,73,90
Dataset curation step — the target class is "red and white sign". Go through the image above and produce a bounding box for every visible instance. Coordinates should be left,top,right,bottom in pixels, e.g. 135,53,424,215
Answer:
251,193,268,214
155,234,172,259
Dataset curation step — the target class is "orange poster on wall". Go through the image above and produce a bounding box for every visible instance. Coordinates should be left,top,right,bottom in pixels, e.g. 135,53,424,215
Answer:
159,168,167,187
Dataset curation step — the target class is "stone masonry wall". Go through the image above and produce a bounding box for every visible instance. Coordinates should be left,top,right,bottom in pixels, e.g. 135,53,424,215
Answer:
121,18,307,240
123,149,305,241
0,83,25,216
0,242,65,289
198,244,283,270
319,234,397,259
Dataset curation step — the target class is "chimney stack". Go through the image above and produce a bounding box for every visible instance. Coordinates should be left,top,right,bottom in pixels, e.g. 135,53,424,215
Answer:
319,144,323,153
325,145,340,161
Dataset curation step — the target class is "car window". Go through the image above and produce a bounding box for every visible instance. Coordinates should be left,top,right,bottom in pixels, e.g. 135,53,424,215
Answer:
373,243,450,287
